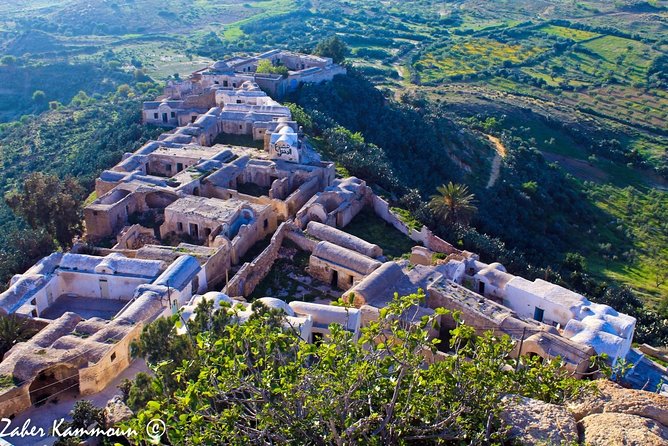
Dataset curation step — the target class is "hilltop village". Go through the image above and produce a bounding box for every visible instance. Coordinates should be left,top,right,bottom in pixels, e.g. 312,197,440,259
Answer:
0,50,665,421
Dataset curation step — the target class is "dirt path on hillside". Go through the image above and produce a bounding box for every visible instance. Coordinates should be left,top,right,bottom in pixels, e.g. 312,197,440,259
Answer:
486,134,506,188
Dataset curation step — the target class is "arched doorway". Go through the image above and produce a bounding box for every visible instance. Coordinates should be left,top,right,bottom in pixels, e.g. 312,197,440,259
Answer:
29,364,79,406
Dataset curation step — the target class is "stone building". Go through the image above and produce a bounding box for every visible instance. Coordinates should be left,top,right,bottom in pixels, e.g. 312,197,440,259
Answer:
306,221,382,258
160,196,276,261
0,47,649,423
309,241,382,290
296,177,373,228
426,278,596,378
463,259,636,363
0,253,203,418
0,252,164,318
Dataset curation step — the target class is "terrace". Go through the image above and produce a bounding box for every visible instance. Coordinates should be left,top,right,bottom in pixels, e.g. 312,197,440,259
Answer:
39,294,130,320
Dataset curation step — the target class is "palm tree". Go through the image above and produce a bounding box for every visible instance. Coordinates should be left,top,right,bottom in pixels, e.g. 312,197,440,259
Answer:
429,182,478,226
0,314,34,359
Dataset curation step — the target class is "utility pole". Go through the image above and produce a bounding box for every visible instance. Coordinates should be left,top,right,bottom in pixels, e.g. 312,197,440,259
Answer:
515,327,526,373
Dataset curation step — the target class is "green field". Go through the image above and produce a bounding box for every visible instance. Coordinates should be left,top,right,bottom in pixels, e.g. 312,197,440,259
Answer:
1,0,668,307
417,37,548,82
538,24,601,41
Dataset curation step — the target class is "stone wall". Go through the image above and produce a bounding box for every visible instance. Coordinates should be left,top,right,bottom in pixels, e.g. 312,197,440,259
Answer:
284,226,318,252
371,195,460,255
113,224,156,250
0,384,30,419
79,324,142,395
285,176,320,217
224,222,290,297
230,214,276,265
202,243,232,290
206,186,290,220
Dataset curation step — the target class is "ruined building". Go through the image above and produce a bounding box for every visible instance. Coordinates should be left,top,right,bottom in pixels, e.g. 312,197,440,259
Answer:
0,52,654,419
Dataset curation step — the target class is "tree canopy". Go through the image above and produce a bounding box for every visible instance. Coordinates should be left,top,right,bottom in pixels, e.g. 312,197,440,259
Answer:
256,59,289,77
5,172,85,248
123,292,590,445
429,182,478,226
314,36,348,64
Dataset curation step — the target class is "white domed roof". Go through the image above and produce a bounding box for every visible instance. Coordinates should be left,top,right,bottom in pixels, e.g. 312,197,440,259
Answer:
255,297,295,316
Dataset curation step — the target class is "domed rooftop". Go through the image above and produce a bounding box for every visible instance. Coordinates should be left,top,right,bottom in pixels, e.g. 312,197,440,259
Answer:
211,60,231,72
255,297,295,316
240,80,261,91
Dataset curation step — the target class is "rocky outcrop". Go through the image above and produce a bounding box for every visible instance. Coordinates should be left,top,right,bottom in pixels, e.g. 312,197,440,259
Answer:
567,380,668,425
567,380,668,445
499,395,579,445
581,413,668,446
104,395,133,426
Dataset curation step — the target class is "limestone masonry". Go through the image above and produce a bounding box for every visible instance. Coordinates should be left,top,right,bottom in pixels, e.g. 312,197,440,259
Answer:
0,50,664,419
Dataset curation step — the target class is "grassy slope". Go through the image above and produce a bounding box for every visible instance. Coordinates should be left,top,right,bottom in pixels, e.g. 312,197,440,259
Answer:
1,0,666,302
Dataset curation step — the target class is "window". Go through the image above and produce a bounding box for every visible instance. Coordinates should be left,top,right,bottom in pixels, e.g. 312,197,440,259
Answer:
177,222,183,231
171,112,176,118
191,115,197,123
263,219,268,229
154,113,159,119
93,211,98,216
214,81,219,85
166,164,172,172
110,352,117,362
223,80,228,87
236,99,242,104
177,163,184,172
239,125,243,130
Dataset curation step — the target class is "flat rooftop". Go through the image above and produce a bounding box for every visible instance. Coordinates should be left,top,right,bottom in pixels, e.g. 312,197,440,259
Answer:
166,196,256,222
152,146,223,159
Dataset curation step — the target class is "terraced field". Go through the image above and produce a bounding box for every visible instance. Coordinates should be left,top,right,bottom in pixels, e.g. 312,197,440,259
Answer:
1,0,667,304
417,37,549,82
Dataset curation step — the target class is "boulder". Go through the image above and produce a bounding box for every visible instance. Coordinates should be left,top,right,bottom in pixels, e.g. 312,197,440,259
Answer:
581,412,668,446
499,395,578,445
567,379,668,426
104,395,133,426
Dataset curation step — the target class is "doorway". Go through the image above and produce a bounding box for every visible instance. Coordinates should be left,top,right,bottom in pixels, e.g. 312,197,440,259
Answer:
533,307,545,322
331,270,338,289
30,365,79,406
99,278,110,299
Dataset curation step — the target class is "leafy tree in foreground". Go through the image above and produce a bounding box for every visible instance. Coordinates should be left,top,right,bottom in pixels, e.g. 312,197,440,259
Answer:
429,182,478,226
123,292,589,445
5,172,85,248
53,400,106,446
